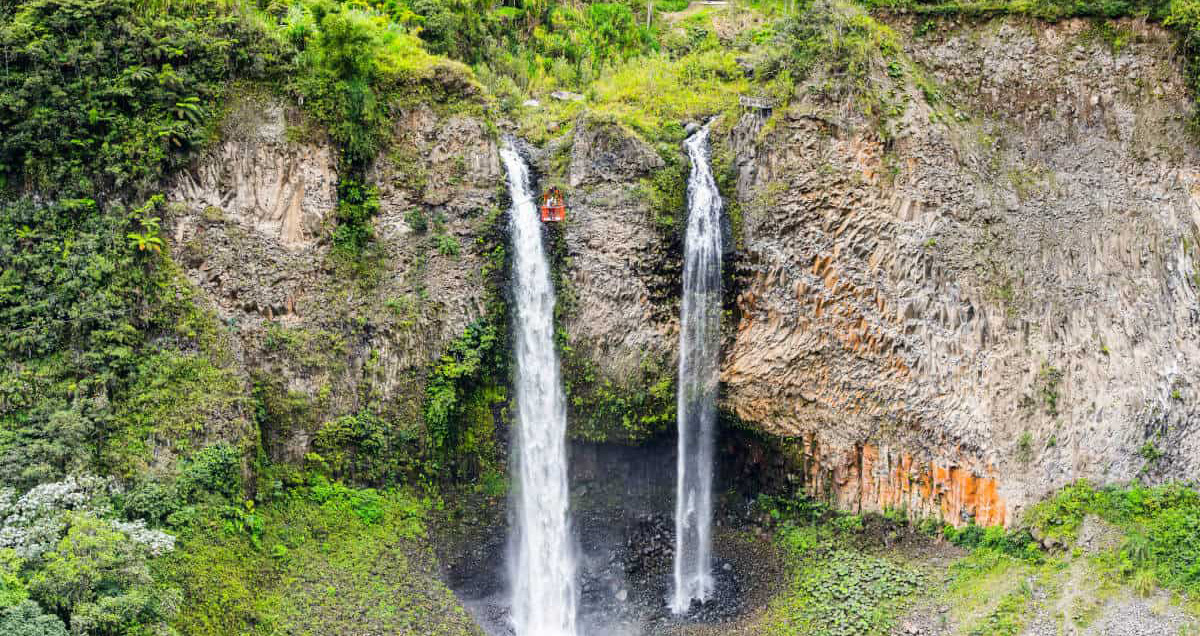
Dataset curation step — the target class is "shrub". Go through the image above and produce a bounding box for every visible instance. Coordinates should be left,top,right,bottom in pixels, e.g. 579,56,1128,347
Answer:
177,443,242,501
0,601,67,636
28,513,177,631
0,549,28,608
0,0,282,197
331,179,381,255
1026,481,1200,594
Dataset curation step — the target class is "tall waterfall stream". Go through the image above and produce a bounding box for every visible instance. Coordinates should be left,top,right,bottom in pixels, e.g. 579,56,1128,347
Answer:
501,142,580,636
672,124,723,614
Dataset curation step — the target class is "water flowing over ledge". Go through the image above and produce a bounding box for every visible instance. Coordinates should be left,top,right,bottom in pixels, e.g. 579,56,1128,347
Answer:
672,124,724,615
500,141,580,636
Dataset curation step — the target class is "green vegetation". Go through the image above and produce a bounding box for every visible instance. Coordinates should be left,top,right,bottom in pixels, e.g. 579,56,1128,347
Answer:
757,496,926,635
1026,480,1200,598
767,537,924,635
0,0,283,197
423,320,507,476
562,351,676,443
943,547,1044,636
7,0,1200,633
0,195,248,491
160,472,473,635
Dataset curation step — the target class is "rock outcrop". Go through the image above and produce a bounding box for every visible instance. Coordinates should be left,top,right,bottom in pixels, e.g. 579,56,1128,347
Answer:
166,95,501,463
568,117,666,187
720,17,1200,524
172,99,336,250
166,18,1200,528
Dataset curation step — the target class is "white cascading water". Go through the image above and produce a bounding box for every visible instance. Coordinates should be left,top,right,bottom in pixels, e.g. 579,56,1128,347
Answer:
671,124,723,615
500,142,580,636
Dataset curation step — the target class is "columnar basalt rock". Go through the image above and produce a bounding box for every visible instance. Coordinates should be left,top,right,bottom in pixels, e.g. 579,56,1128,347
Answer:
718,17,1200,524
171,100,336,250
166,97,500,463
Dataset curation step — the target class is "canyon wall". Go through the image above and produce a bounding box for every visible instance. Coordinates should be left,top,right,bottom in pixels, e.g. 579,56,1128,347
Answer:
719,17,1200,524
167,94,501,464
167,18,1200,528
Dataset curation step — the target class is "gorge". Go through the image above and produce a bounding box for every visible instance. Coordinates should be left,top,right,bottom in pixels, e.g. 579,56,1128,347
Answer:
1,0,1200,635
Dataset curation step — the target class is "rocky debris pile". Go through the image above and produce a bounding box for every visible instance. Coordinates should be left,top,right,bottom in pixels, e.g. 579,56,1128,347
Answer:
622,513,675,576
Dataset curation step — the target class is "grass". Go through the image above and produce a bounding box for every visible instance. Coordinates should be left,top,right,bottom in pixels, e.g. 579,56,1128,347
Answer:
943,548,1044,635
516,45,749,147
1025,481,1200,599
756,497,928,635
158,476,476,636
591,48,750,141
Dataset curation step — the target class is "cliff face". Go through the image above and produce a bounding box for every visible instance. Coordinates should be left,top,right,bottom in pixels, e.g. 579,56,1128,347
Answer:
170,18,1200,528
167,94,501,464
720,17,1200,524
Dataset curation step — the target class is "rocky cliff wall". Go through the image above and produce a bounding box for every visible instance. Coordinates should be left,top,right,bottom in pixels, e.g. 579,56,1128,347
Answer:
720,17,1200,524
167,94,502,464
166,17,1200,528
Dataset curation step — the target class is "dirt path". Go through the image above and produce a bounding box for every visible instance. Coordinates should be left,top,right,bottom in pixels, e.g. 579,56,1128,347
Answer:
662,0,730,22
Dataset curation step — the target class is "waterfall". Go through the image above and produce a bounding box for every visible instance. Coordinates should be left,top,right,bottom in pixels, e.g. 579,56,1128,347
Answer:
671,124,723,615
500,142,580,636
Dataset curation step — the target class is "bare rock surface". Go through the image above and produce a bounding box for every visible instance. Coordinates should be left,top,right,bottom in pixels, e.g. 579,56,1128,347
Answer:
166,96,499,462
717,17,1200,523
569,117,666,187
172,98,336,249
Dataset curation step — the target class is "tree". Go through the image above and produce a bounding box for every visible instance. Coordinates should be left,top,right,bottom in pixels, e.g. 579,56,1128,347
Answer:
0,601,68,636
28,514,178,635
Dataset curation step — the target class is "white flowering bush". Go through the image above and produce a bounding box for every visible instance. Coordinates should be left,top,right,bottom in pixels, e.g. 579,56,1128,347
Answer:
0,475,181,635
0,476,112,560
0,475,174,562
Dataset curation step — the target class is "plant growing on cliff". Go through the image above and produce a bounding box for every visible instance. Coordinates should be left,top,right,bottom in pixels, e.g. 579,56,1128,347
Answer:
423,320,506,474
434,233,461,257
126,196,165,254
1037,363,1063,416
0,0,281,197
1025,480,1200,597
1016,431,1034,463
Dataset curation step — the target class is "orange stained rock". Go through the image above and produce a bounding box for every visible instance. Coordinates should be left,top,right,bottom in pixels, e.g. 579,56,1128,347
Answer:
812,254,830,276
796,442,1010,527
823,267,838,289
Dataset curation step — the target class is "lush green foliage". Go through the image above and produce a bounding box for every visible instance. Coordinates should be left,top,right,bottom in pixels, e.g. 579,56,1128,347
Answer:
0,196,246,490
1026,480,1200,595
766,521,924,635
283,0,473,170
562,349,676,443
0,0,283,197
119,443,244,525
159,474,471,636
29,514,178,634
939,521,1043,562
423,320,507,476
312,411,424,484
0,601,68,636
764,0,899,84
411,0,660,99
